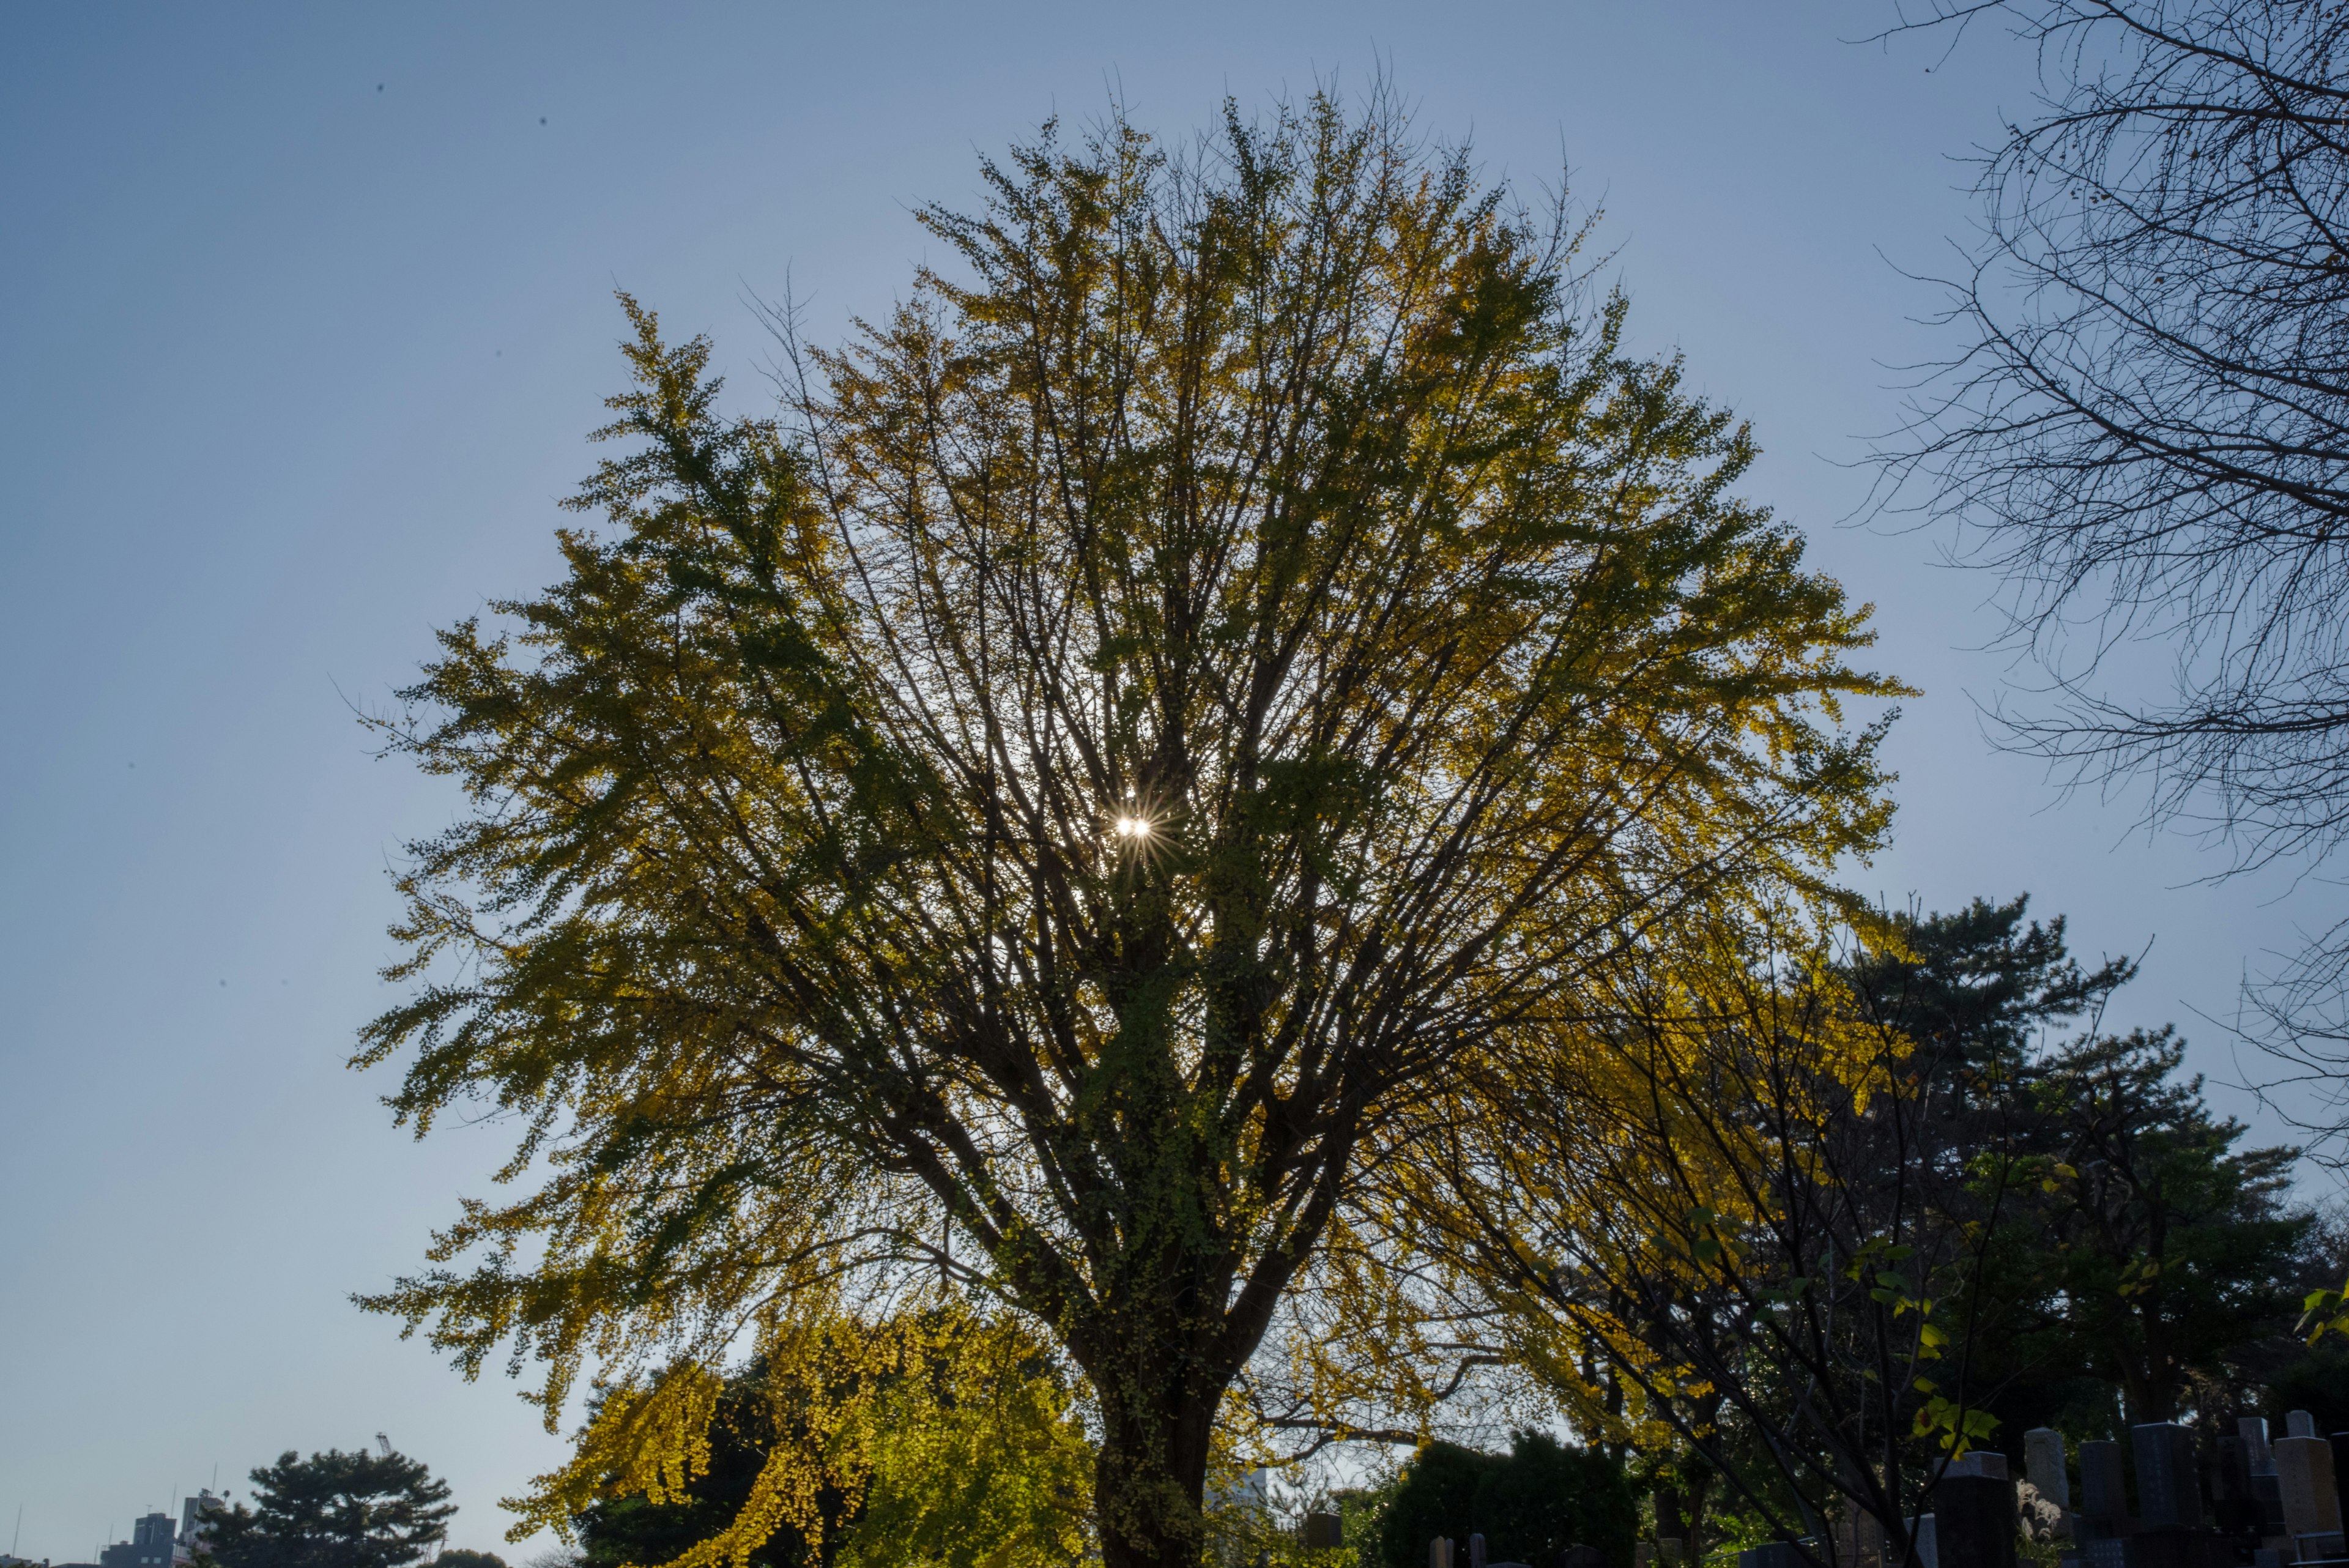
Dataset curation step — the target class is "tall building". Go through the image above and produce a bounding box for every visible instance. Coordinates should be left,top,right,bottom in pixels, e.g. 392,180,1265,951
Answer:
98,1515,173,1568
173,1494,223,1568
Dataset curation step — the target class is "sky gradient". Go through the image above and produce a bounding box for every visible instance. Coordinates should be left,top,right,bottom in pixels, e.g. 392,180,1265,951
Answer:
3,3,2332,1557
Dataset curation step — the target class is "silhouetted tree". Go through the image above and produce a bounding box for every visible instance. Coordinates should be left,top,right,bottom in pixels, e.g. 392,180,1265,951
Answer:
1881,0,2349,1133
198,1448,452,1568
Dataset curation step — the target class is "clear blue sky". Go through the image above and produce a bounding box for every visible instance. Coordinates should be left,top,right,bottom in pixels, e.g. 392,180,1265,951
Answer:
2,2,2328,1556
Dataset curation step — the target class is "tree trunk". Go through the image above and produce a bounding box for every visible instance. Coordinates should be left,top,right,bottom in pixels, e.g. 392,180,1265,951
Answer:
1093,1386,1221,1568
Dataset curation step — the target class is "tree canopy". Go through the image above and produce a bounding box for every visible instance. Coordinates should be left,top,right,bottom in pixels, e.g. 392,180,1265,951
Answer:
1373,1435,1635,1568
197,1448,453,1568
355,89,1900,1568
1394,894,2317,1564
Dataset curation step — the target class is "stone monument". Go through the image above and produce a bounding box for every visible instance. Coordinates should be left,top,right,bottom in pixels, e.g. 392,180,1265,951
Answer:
2274,1433,2342,1543
1904,1514,1938,1568
2080,1438,2131,1533
2241,1416,2274,1474
2134,1422,2203,1528
1835,1511,1883,1568
1936,1472,2018,1568
2025,1427,2072,1510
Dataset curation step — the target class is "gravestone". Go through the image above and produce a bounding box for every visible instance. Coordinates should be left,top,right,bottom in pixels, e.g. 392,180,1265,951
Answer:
2290,1410,2321,1440
2215,1436,2266,1536
2252,1468,2285,1533
1554,1549,1604,1568
2275,1434,2341,1540
1302,1512,1342,1550
2123,1529,2236,1568
1634,1548,1652,1568
2133,1422,2203,1527
2241,1416,2275,1474
1657,1540,1683,1565
1904,1514,1937,1568
2216,1436,2248,1501
1431,1539,1454,1568
1937,1474,2017,1568
2331,1432,2349,1531
2026,1427,2072,1510
2080,1439,2130,1529
1948,1450,2008,1481
1735,1545,1798,1568
1470,1533,1488,1568
1835,1512,1883,1568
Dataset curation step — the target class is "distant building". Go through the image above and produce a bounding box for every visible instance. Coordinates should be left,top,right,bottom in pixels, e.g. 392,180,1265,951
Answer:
173,1493,224,1568
100,1514,174,1568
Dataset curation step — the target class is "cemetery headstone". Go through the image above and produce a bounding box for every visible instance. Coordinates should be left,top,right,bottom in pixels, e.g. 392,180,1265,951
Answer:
1835,1512,1883,1568
1303,1513,1342,1550
1906,1514,1938,1568
2241,1416,2275,1474
2133,1422,2203,1527
1556,1548,1604,1568
1431,1539,1454,1568
1936,1473,2019,1568
2215,1436,2266,1536
1657,1540,1683,1565
1471,1533,1488,1568
2275,1434,2342,1540
1634,1548,1652,1568
1949,1450,2009,1481
2079,1440,2130,1530
2027,1427,2072,1510
2216,1436,2247,1501
2290,1410,2321,1440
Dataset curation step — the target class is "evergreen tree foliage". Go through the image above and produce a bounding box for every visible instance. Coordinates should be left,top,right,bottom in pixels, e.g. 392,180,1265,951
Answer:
197,1449,453,1568
1846,895,2134,1078
1405,894,2317,1561
2019,1028,2311,1421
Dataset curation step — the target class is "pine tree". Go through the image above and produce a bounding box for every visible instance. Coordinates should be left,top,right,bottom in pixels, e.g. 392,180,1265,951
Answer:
198,1449,453,1568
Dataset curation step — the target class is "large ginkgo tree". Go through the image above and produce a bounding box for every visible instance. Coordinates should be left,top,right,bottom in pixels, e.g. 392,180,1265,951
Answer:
357,91,1902,1568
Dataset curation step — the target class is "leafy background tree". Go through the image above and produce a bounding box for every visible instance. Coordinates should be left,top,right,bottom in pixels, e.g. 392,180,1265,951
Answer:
1372,1436,1634,1568
1371,893,2325,1567
572,1367,851,1568
198,1448,453,1568
546,1307,1088,1568
357,87,1899,1568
